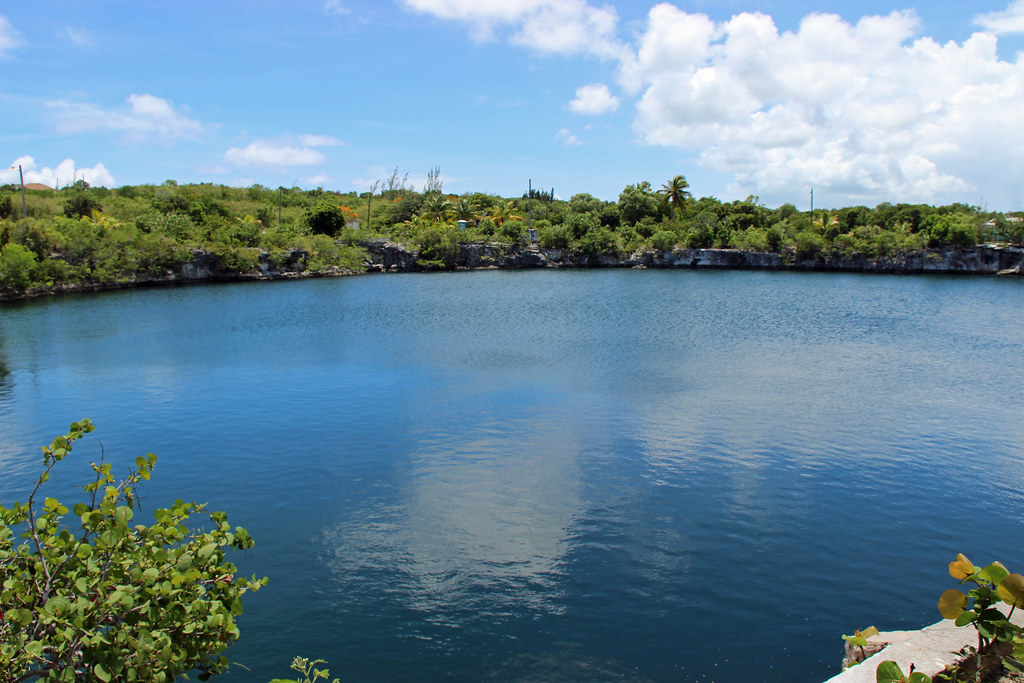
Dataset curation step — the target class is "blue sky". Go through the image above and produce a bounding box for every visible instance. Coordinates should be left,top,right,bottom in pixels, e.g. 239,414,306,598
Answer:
2,0,1024,209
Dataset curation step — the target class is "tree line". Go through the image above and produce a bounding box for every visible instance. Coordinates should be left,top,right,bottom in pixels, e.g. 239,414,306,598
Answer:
1,173,1021,292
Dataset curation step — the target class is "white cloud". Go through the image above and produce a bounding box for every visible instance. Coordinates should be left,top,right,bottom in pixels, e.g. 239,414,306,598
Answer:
3,156,116,188
323,0,351,15
306,173,332,186
622,6,1024,206
555,128,582,146
401,0,625,59
568,83,619,115
0,15,23,57
975,0,1024,35
298,134,344,147
48,94,204,144
62,26,95,47
224,138,328,167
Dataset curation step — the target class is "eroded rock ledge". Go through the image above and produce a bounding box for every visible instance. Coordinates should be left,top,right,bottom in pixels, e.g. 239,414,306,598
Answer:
3,242,1022,302
363,239,1024,275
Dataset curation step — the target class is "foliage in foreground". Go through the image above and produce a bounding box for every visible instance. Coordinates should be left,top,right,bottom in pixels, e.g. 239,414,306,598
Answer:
0,420,267,682
268,656,340,683
863,554,1024,683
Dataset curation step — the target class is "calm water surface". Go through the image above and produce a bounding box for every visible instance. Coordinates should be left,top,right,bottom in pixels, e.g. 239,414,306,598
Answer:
2,269,1023,682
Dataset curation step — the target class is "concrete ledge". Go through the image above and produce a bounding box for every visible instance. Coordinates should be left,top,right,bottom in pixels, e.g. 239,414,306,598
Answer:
825,608,1024,683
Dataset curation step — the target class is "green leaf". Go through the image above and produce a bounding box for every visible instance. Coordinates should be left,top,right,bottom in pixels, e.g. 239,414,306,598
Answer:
979,563,1009,586
1003,656,1024,673
908,673,932,683
25,641,44,658
95,663,112,682
876,660,906,683
955,611,977,627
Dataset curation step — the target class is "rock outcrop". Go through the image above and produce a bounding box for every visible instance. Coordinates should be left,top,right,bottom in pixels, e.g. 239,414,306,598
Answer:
361,240,1024,276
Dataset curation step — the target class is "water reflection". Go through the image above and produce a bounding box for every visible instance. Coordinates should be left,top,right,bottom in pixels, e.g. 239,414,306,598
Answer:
320,410,583,621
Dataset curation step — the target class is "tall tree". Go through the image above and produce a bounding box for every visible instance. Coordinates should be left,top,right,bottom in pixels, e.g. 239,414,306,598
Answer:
659,175,692,216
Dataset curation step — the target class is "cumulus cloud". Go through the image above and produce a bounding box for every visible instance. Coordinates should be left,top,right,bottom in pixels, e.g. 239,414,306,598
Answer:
401,0,625,59
568,83,619,114
0,15,23,57
622,5,1024,206
48,94,204,144
224,134,339,167
3,155,116,188
975,0,1024,35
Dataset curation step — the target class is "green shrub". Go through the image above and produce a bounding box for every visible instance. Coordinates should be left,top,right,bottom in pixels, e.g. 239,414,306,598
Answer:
794,231,824,260
0,194,15,220
63,194,102,219
135,211,199,243
577,226,619,255
538,223,571,249
0,420,266,682
649,230,678,252
0,243,37,288
415,226,458,267
304,203,347,237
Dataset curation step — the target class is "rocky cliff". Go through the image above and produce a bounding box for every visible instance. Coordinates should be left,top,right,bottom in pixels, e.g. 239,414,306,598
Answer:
4,242,1021,302
362,240,1024,276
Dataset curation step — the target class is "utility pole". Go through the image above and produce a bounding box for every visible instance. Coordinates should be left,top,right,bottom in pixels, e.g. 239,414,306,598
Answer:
528,179,533,230
18,165,27,219
810,187,814,217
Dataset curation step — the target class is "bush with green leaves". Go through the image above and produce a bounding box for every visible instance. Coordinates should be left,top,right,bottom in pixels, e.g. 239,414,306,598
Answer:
63,195,101,220
577,225,619,256
0,243,38,288
934,554,1024,681
0,420,267,682
538,223,570,250
0,194,15,220
648,230,678,253
269,657,340,683
304,203,347,238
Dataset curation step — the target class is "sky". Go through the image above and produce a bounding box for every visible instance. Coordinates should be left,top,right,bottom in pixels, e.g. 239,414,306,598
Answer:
2,0,1024,210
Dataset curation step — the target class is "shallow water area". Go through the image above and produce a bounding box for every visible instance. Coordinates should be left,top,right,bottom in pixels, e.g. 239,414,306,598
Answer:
2,269,1023,682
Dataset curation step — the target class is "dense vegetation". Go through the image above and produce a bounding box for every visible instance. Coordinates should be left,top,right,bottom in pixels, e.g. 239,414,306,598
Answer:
1,173,1021,294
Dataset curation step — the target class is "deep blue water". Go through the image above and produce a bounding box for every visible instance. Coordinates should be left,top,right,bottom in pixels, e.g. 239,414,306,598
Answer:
2,269,1023,682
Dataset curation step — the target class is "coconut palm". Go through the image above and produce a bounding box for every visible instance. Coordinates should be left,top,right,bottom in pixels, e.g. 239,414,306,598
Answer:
813,210,840,235
487,200,522,228
659,175,692,216
451,197,480,223
419,192,451,222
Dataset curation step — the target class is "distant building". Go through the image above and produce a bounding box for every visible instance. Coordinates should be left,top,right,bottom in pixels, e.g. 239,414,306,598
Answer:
24,183,55,191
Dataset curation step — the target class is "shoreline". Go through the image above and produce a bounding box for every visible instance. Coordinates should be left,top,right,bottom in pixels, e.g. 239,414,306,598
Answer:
2,241,1022,303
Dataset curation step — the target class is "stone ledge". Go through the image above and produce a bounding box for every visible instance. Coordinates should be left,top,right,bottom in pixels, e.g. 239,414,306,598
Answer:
825,608,1024,683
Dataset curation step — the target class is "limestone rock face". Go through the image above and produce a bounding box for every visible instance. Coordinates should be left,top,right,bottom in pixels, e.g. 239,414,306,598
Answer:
359,240,1024,274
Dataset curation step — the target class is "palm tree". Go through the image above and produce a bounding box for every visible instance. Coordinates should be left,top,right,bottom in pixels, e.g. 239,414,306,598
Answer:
419,193,451,222
813,210,839,235
487,200,522,228
451,197,480,223
659,175,692,216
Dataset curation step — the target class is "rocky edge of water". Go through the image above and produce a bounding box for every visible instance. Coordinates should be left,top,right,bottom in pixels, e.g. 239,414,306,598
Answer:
3,241,1022,301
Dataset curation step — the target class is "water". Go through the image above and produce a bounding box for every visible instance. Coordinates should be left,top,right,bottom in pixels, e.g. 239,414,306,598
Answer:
2,269,1023,682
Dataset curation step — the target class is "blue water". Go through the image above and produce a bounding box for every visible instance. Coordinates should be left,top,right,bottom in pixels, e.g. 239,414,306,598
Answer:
2,269,1023,682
